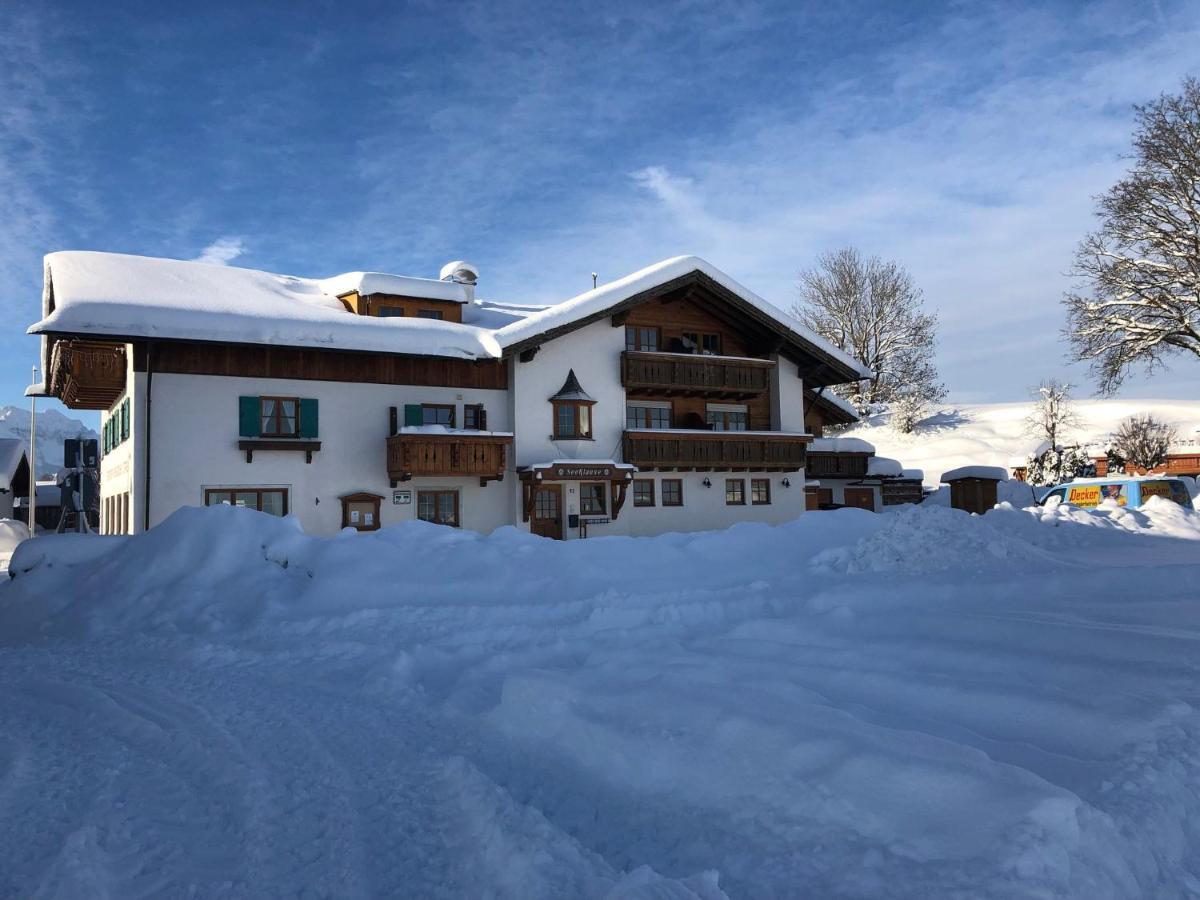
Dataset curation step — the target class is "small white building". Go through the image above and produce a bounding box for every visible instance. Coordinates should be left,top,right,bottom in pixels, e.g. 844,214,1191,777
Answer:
29,251,873,538
0,439,31,521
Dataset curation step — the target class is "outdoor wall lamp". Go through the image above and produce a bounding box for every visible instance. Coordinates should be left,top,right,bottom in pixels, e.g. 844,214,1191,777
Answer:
782,478,791,488
702,477,712,487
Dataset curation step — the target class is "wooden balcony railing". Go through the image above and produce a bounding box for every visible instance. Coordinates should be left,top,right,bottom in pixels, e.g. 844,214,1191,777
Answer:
805,452,870,478
621,351,774,398
50,339,127,410
623,430,809,471
386,432,512,486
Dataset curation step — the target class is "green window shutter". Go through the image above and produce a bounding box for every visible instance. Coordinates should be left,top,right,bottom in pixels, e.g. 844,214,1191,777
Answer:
102,420,108,453
120,398,129,442
239,396,261,437
404,404,423,426
299,398,319,438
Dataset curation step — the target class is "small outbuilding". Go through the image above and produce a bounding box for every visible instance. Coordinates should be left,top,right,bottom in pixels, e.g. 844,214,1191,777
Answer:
940,465,1008,515
0,439,31,521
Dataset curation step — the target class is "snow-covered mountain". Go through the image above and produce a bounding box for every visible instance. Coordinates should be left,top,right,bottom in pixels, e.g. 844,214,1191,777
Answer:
842,398,1200,486
0,405,99,478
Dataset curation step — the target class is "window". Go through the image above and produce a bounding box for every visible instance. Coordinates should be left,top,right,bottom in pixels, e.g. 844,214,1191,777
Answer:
421,404,455,427
417,309,444,320
661,479,683,507
580,482,607,516
633,479,655,507
553,400,593,439
626,404,671,430
702,333,722,354
377,307,405,317
707,405,748,431
752,478,771,505
340,492,382,531
725,479,746,505
625,325,659,352
261,397,300,437
417,490,459,527
463,404,486,430
205,487,288,516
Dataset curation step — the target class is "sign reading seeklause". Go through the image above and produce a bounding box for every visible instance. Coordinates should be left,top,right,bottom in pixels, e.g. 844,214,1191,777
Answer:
549,464,614,480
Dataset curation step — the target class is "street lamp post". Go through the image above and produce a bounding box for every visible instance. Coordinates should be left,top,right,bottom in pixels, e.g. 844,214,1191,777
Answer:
29,365,37,537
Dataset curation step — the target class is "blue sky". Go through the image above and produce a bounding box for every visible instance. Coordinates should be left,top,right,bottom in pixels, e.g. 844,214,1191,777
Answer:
2,0,1198,426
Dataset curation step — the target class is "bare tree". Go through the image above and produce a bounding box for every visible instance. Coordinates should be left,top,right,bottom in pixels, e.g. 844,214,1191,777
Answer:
1111,413,1177,472
792,247,945,416
1065,76,1200,393
1024,379,1081,450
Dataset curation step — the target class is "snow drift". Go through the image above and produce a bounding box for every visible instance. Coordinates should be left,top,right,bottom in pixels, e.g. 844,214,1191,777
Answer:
2,502,1200,897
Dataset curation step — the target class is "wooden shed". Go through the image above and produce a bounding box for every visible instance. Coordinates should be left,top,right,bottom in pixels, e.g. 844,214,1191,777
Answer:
940,466,1008,515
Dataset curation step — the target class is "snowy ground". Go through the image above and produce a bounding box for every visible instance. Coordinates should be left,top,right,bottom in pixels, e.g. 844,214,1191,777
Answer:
2,501,1200,898
842,398,1200,486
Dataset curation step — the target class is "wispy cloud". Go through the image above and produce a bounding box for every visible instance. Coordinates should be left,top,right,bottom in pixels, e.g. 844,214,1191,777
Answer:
193,237,246,266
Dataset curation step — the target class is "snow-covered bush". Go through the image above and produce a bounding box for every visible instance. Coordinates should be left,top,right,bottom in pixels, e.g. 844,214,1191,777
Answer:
1024,445,1092,486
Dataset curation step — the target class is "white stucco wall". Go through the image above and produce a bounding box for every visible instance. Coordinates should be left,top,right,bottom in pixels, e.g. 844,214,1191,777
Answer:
145,373,513,535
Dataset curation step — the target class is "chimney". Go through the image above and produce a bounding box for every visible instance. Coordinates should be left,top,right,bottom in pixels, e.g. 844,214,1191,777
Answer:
439,260,479,303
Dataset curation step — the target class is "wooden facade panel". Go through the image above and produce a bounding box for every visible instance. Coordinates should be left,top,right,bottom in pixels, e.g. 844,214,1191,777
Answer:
623,431,808,471
142,341,509,390
806,452,870,478
624,292,757,357
621,351,773,398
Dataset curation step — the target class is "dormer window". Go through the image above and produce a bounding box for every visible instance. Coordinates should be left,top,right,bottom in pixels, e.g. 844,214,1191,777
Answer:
550,369,596,440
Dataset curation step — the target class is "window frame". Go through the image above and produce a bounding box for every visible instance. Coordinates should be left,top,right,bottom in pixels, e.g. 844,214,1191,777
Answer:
661,478,683,507
421,403,456,427
626,402,672,430
260,396,301,437
580,482,608,516
376,306,405,317
701,333,722,354
624,324,661,352
204,487,289,516
706,405,749,432
725,478,746,506
417,309,444,320
632,479,655,507
417,489,460,527
463,403,485,431
751,478,771,505
552,399,595,440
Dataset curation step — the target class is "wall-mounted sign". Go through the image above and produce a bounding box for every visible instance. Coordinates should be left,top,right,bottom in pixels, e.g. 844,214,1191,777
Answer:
393,490,412,505
550,465,614,479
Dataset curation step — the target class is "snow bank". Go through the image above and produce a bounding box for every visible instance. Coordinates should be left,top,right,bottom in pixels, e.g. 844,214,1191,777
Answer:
3,502,1200,896
0,518,29,574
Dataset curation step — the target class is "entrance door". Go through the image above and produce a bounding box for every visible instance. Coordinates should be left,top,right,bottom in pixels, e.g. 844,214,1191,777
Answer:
843,487,876,512
531,484,563,539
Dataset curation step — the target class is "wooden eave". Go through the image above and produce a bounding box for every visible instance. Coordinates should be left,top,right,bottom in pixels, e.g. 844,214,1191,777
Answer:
501,270,865,387
804,388,859,426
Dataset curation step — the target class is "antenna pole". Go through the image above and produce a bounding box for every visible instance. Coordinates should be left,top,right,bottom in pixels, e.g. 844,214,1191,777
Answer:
591,272,598,289
29,365,36,537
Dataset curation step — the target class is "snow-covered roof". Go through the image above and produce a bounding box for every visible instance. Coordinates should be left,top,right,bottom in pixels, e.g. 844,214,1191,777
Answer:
940,465,1009,483
316,271,470,303
494,256,872,381
0,440,27,492
30,251,872,383
866,456,903,477
809,389,861,421
808,437,875,454
397,425,513,437
901,468,925,480
33,252,501,360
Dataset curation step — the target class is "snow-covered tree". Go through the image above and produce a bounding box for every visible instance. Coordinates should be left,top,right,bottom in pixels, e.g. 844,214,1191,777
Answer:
1064,77,1200,393
1024,379,1080,450
888,391,930,434
1025,445,1093,486
1110,413,1177,472
792,247,945,414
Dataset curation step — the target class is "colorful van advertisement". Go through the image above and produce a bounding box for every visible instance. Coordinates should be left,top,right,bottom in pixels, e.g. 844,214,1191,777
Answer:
1042,478,1192,509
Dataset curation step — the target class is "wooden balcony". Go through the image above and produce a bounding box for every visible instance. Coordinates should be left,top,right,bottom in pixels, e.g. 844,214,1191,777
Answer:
49,339,127,410
623,429,810,471
386,431,512,486
806,451,870,478
621,351,773,398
